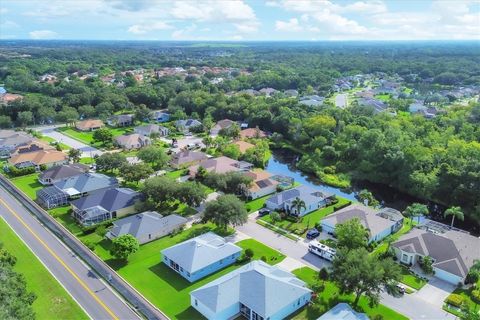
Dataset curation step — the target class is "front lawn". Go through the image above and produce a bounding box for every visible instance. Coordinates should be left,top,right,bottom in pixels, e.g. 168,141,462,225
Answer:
10,173,42,199
93,225,284,320
165,169,185,180
38,135,71,150
57,126,134,146
400,267,427,290
444,288,479,317
0,217,88,320
245,194,271,213
374,93,391,102
261,197,351,236
290,267,408,320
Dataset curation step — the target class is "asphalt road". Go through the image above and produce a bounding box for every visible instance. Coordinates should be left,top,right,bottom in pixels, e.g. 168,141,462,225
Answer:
0,187,140,320
35,124,104,158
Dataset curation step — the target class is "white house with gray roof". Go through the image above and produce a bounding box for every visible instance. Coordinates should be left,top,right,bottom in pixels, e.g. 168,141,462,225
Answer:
106,211,187,244
392,227,480,285
175,119,202,133
265,185,334,217
161,232,242,282
134,124,169,137
190,260,312,320
320,204,404,243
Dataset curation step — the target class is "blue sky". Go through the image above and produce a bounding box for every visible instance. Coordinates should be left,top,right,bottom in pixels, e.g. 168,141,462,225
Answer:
1,0,479,41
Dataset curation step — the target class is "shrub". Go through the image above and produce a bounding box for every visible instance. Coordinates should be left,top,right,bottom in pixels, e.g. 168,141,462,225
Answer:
314,222,323,232
318,267,329,281
472,289,480,304
372,315,384,320
445,293,464,307
244,248,254,259
6,165,35,177
260,256,267,262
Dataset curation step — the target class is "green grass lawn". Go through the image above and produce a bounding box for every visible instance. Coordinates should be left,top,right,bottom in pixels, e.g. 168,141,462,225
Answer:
290,267,408,320
374,94,391,102
0,217,88,320
91,225,284,319
245,194,270,213
444,288,479,316
10,173,42,199
79,157,95,165
261,197,351,236
400,267,427,290
57,126,133,146
372,218,415,256
165,170,185,180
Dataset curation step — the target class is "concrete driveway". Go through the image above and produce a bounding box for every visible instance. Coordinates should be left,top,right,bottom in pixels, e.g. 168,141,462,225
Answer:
34,125,103,158
162,136,205,152
415,278,455,308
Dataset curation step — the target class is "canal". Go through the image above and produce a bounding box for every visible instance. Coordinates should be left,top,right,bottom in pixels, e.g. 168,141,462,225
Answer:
266,148,479,235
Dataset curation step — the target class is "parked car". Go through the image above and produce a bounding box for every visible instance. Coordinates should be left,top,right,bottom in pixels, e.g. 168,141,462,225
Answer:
258,208,271,217
396,283,406,295
306,228,320,239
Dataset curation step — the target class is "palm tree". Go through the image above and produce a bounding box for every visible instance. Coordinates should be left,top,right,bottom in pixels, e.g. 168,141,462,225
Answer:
290,197,306,216
444,206,464,228
403,203,428,225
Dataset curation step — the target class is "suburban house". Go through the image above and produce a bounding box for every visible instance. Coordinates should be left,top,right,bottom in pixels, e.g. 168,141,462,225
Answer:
10,140,54,156
170,150,209,169
243,170,279,200
284,89,299,97
38,163,89,185
190,260,312,320
0,130,34,157
150,110,170,123
299,95,325,107
317,303,369,320
265,185,335,217
161,232,242,282
134,124,169,137
36,173,118,209
392,225,480,285
0,93,23,104
8,149,68,170
175,119,202,133
114,133,151,150
106,211,187,244
189,156,253,176
259,87,278,97
210,119,235,136
240,127,267,139
75,119,104,131
107,114,134,127
234,140,254,154
71,188,142,226
320,204,404,243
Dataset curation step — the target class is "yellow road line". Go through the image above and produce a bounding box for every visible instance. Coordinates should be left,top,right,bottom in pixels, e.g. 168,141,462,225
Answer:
0,198,119,320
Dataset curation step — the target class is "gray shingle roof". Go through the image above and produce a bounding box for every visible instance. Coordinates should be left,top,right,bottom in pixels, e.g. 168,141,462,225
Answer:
71,188,141,211
53,172,118,196
161,232,241,273
393,228,480,278
322,204,403,238
190,260,311,318
39,164,89,181
109,211,187,239
266,185,333,206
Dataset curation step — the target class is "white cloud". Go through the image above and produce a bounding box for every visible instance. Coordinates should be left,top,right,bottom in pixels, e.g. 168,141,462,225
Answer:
275,18,303,31
170,1,256,22
29,30,59,39
234,20,260,33
171,24,197,40
127,21,173,34
0,8,8,14
342,1,387,14
1,20,19,29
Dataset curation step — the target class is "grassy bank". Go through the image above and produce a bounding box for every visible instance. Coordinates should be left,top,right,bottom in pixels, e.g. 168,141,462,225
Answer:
0,217,88,320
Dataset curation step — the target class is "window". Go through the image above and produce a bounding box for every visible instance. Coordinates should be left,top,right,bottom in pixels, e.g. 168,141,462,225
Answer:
402,254,408,262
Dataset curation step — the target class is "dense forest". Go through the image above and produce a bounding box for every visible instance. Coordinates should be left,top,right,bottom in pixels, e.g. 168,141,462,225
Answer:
0,40,479,225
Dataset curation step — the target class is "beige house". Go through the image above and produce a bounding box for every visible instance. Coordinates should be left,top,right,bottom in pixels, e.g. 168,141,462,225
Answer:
75,119,104,131
240,127,267,139
189,156,253,176
8,149,68,169
234,140,255,153
115,133,151,150
243,170,279,200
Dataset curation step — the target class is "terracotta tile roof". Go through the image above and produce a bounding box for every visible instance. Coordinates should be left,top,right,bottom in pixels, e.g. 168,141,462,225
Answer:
9,149,68,166
240,128,267,139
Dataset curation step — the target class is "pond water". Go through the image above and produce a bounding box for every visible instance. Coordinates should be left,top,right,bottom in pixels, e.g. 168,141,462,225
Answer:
266,148,479,235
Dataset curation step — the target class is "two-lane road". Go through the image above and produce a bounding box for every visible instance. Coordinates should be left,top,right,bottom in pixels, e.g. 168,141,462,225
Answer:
0,187,140,320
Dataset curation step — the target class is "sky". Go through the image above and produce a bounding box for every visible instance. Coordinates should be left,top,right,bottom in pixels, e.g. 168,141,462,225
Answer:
0,0,479,41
